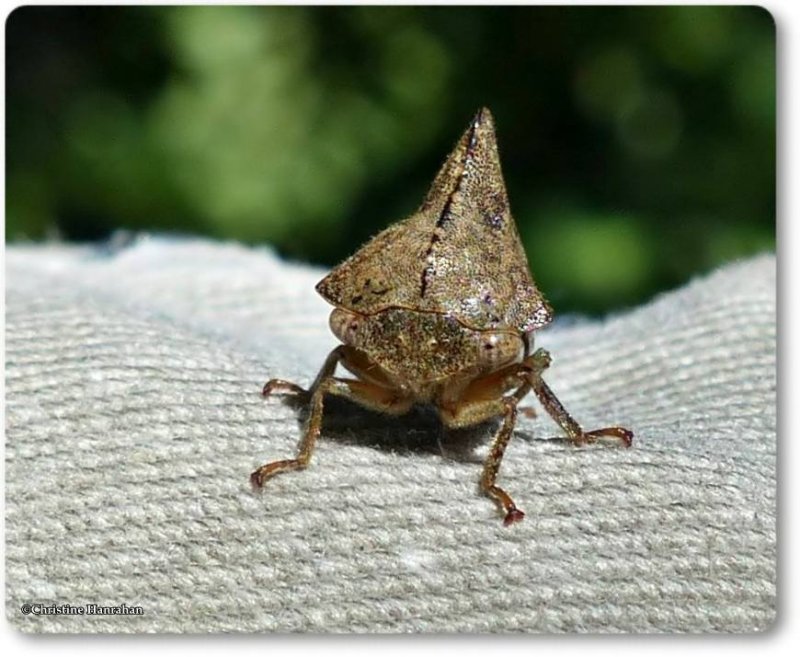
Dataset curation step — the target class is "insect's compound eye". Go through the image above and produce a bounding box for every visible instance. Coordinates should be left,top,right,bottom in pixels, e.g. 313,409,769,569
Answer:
482,336,503,362
480,332,524,368
329,308,362,344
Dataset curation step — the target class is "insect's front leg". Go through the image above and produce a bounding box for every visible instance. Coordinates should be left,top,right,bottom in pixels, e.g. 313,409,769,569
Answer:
252,346,414,489
524,348,633,447
481,398,525,526
439,364,535,526
251,346,346,487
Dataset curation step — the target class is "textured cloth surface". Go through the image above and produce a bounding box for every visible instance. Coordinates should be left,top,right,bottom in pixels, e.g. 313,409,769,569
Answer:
5,237,776,633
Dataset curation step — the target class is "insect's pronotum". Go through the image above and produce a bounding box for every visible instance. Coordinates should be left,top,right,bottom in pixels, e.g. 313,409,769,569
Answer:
251,107,633,525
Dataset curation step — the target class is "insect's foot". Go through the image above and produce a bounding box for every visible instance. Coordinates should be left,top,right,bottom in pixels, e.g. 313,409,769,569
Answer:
583,426,634,448
250,458,305,489
503,507,525,526
568,426,633,448
262,379,307,397
250,470,265,489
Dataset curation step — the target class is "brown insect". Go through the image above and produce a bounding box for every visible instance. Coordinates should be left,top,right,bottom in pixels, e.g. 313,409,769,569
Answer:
251,107,633,525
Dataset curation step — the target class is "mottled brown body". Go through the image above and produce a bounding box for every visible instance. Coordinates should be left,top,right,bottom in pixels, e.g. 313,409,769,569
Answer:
252,108,633,525
330,307,524,402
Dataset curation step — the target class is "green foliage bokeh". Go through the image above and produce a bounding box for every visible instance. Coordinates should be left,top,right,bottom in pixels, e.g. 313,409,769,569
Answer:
6,5,775,314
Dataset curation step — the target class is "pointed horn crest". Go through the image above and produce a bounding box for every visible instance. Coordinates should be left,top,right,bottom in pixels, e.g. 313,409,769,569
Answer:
316,108,553,333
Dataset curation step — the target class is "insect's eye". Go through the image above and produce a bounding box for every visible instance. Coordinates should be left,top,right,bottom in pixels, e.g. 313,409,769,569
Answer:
484,342,494,351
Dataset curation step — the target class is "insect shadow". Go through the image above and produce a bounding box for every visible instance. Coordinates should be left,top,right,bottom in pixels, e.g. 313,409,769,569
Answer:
270,391,545,466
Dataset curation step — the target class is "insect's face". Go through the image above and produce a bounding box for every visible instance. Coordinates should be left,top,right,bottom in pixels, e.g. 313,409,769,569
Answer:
330,307,524,391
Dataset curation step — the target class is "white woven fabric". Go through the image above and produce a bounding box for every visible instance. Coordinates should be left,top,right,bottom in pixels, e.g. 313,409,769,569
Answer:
5,237,776,633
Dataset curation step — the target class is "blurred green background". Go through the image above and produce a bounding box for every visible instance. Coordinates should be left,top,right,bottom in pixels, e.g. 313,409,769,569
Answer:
6,5,775,314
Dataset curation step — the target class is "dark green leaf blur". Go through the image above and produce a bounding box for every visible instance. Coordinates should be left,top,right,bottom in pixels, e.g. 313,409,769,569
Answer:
6,5,775,314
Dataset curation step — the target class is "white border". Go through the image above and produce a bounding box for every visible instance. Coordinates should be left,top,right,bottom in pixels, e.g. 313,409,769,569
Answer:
2,0,791,654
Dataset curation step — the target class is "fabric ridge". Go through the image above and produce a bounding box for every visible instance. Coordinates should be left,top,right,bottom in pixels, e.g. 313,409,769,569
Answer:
5,237,776,633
